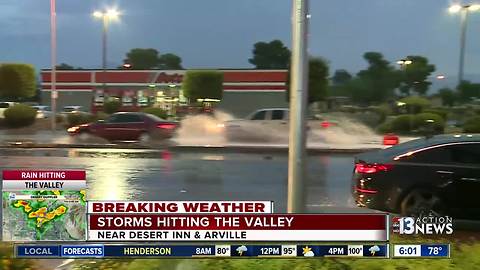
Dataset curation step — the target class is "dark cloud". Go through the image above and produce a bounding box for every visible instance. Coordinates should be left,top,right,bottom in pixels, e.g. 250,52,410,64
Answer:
0,0,478,84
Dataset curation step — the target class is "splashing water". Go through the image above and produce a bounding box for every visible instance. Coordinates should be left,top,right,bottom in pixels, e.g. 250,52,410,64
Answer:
309,117,380,145
173,111,233,145
172,111,380,147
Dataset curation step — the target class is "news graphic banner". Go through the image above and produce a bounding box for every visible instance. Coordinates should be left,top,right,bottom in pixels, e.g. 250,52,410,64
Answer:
2,170,87,241
15,244,389,258
87,201,388,242
88,201,274,214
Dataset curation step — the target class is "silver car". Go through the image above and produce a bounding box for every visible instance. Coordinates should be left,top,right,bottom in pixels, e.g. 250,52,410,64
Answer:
32,105,53,119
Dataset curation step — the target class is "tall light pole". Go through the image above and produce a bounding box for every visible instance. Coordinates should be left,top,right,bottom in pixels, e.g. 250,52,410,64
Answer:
397,58,413,131
93,9,120,70
288,0,310,213
449,4,480,86
397,58,413,95
50,0,57,131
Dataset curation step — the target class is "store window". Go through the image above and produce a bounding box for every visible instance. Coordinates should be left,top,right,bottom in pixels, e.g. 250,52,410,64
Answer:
137,90,149,107
122,90,134,106
94,90,104,106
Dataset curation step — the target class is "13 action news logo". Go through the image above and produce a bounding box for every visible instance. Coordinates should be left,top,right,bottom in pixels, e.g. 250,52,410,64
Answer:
392,216,453,235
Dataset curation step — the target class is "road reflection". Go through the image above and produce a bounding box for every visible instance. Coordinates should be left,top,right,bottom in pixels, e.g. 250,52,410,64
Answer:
86,158,143,200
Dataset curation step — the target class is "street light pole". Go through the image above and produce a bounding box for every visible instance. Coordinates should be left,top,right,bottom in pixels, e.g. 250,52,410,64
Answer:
397,58,413,131
50,0,57,131
93,9,119,106
287,0,309,213
102,15,108,70
449,4,480,86
458,8,468,86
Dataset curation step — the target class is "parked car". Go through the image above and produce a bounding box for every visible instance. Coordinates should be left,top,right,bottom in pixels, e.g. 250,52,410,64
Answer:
0,102,17,118
32,105,52,119
352,134,480,220
224,108,335,141
62,105,84,113
67,112,178,142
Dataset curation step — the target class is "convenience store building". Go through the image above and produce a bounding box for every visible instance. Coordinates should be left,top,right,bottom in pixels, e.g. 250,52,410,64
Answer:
40,69,288,117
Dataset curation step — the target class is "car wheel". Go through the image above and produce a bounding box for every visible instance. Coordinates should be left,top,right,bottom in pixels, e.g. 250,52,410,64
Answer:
139,133,151,145
400,189,445,218
77,132,90,142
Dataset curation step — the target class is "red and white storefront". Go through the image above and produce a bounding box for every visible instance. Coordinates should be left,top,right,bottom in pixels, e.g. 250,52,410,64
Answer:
40,69,288,116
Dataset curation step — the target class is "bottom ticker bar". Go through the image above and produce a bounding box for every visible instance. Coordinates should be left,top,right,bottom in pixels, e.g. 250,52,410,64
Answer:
15,244,389,258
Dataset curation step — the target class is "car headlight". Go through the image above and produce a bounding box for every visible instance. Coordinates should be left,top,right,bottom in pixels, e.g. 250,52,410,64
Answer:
67,126,79,133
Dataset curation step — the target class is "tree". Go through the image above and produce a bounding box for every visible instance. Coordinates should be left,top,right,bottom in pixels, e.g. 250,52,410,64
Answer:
349,52,401,105
307,57,330,103
158,53,183,69
124,48,160,69
0,64,36,99
398,96,431,114
457,80,480,102
286,57,329,104
332,69,352,86
182,70,224,101
249,40,291,69
438,88,456,107
103,99,122,114
398,56,436,96
56,63,75,70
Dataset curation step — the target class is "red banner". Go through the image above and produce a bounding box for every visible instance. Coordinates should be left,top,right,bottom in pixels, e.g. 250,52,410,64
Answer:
2,170,86,180
89,214,386,231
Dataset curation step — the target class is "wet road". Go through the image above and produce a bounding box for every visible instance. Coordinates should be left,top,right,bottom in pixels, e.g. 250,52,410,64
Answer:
3,148,479,270
0,148,365,212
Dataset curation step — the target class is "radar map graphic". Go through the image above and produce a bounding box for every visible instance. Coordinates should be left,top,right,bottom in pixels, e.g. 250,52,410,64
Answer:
2,190,86,241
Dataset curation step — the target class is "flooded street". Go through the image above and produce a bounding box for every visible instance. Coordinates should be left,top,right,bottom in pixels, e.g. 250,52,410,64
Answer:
0,149,364,213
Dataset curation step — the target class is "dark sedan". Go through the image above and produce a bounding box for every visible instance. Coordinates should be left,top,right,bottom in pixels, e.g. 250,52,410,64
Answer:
352,134,480,219
67,112,178,142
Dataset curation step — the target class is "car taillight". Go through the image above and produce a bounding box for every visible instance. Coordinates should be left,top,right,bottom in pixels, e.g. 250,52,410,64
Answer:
355,163,393,174
321,121,331,128
157,123,176,130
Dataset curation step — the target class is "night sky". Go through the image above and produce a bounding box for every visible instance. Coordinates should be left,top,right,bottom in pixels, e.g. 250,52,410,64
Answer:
0,0,479,85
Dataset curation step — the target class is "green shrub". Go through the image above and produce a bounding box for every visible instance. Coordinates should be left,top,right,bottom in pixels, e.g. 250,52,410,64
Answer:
463,116,480,133
3,104,36,127
382,112,445,135
373,104,392,124
142,107,168,119
103,100,122,114
424,108,448,120
377,121,393,133
391,114,415,133
398,96,431,114
414,112,445,133
66,113,95,127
